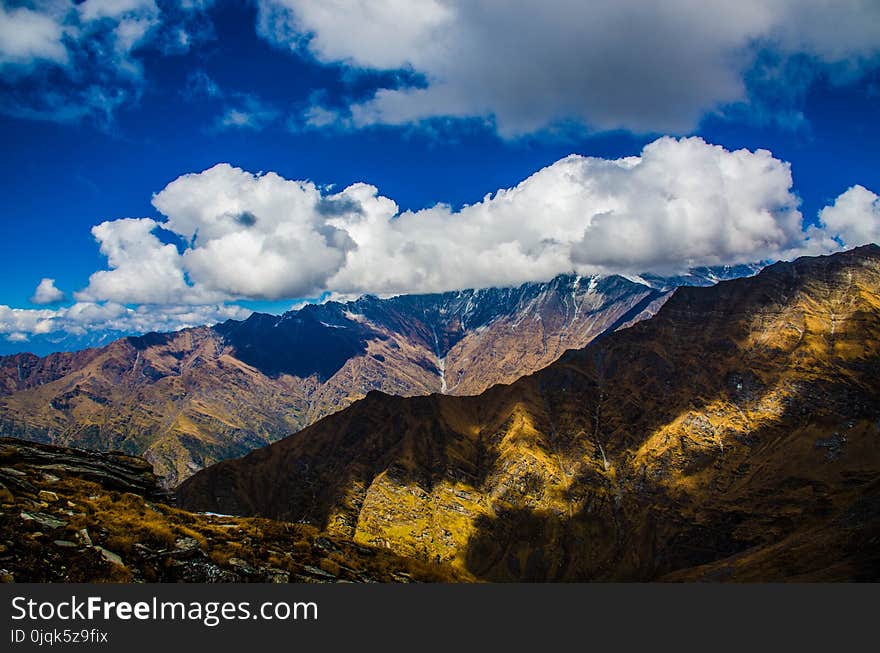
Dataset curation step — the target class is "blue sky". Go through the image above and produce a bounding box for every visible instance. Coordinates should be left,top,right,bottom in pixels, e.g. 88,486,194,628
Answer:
1,1,879,354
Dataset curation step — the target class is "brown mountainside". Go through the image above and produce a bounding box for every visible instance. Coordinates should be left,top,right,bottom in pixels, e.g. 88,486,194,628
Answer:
178,245,880,581
0,273,686,486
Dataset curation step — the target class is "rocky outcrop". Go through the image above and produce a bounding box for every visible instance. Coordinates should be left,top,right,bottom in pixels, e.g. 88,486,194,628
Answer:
0,438,167,500
0,437,464,583
178,246,880,581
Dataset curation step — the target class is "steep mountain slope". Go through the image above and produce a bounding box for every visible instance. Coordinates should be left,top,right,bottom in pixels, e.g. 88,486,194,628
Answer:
178,246,880,581
0,271,734,486
0,350,90,396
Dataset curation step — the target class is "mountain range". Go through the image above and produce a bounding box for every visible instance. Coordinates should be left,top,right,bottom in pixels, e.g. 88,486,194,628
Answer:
177,246,880,581
0,266,758,486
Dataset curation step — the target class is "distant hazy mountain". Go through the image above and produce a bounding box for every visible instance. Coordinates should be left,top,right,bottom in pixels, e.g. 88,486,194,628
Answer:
0,265,760,486
178,246,880,581
638,263,765,290
0,330,132,357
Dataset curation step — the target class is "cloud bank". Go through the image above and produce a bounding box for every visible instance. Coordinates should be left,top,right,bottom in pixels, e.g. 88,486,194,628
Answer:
3,136,879,346
258,0,880,136
78,136,880,302
0,302,248,347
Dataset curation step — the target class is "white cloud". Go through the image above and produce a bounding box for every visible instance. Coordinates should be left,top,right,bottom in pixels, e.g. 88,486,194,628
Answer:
74,136,879,305
0,301,249,344
0,4,68,67
256,0,452,70
301,104,339,129
771,0,880,64
31,278,66,305
150,164,355,299
810,185,880,250
566,137,806,272
77,0,156,22
257,0,880,136
220,109,254,128
76,217,225,304
325,136,812,293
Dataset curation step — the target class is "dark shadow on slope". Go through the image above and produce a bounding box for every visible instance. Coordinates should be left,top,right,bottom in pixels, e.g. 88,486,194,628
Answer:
461,252,880,580
214,309,384,381
461,366,880,581
127,332,177,350
592,288,665,340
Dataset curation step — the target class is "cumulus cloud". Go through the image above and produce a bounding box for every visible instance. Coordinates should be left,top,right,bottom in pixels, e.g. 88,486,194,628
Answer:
149,164,356,299
71,137,880,305
257,0,880,136
31,278,66,305
325,137,811,293
808,185,880,251
566,137,805,272
75,218,225,304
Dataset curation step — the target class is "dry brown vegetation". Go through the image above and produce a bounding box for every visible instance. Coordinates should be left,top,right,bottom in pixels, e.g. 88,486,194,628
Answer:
0,439,468,583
